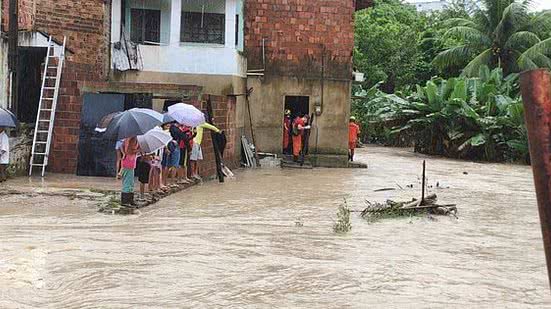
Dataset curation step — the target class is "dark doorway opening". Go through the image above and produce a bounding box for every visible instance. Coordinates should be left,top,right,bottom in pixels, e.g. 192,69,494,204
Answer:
17,47,47,123
162,100,181,112
77,93,153,177
284,96,309,119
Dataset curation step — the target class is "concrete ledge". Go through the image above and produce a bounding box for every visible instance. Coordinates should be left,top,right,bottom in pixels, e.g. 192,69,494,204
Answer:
309,154,367,169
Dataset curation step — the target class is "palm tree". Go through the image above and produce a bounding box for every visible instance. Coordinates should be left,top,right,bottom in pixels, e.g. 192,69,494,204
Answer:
433,0,551,76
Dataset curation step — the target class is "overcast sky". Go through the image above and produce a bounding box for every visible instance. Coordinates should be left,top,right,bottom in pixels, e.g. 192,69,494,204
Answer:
533,0,551,11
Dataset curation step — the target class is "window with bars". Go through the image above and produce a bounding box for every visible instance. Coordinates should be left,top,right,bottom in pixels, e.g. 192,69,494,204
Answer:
130,9,161,44
180,12,225,44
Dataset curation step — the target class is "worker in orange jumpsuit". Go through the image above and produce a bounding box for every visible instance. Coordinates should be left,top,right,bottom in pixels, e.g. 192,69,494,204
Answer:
283,110,292,154
292,115,307,161
348,116,361,161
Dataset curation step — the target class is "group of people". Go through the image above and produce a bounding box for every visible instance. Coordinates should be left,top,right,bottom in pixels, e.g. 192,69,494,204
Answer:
116,121,221,206
282,111,361,162
282,110,312,161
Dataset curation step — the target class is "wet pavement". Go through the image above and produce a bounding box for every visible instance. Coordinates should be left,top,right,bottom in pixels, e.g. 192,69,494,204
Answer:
0,146,549,308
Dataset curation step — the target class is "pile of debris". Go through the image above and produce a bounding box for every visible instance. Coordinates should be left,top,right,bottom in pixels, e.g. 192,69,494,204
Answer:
360,160,458,222
360,193,457,221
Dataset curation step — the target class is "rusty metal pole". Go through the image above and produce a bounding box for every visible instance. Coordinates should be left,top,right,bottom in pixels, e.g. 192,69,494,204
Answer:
520,68,551,288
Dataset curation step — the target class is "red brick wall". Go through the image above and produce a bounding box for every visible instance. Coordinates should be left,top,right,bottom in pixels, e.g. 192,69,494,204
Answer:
245,0,355,79
2,0,109,77
33,0,110,79
196,95,239,177
1,0,35,31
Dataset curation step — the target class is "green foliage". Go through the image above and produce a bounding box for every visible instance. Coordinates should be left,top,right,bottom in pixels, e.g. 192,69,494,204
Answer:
360,66,529,163
352,83,415,145
354,0,431,92
434,0,551,76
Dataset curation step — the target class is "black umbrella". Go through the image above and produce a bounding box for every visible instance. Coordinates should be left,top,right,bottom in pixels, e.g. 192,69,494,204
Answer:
0,108,18,128
103,108,164,140
95,112,122,133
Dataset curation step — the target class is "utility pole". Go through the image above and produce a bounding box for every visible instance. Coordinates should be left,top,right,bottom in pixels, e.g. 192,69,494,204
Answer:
520,68,551,289
8,0,19,114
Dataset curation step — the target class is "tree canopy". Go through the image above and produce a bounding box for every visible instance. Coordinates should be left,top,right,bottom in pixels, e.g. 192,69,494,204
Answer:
433,0,551,76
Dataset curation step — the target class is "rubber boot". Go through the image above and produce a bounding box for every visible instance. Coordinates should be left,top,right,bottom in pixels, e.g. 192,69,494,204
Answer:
121,192,130,206
127,192,137,208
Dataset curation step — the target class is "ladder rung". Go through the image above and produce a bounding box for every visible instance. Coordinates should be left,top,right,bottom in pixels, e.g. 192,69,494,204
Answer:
40,109,53,112
38,120,50,122
43,87,55,90
42,98,54,100
31,164,46,166
33,153,47,155
45,77,56,80
47,66,57,69
36,130,49,133
35,142,47,144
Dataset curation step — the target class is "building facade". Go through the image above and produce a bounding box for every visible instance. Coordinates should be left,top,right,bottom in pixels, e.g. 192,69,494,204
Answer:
0,0,364,174
245,0,358,165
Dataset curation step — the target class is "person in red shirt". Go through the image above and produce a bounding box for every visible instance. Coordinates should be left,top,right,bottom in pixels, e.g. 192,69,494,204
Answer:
283,110,292,154
348,116,361,161
292,115,309,161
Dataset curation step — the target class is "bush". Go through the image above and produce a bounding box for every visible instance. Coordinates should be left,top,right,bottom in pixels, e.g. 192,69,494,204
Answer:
355,66,529,163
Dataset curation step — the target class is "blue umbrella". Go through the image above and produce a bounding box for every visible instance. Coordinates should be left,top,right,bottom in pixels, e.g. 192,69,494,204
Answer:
103,108,164,140
0,108,18,128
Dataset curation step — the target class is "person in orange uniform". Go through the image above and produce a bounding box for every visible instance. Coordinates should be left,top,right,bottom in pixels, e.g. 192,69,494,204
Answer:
348,116,361,161
291,115,307,161
282,110,292,154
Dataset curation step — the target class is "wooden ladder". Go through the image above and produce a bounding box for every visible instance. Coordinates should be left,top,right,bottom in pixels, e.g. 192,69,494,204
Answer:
29,36,66,177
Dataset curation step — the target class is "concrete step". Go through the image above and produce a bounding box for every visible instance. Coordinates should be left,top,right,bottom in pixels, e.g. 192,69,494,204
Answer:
281,158,313,169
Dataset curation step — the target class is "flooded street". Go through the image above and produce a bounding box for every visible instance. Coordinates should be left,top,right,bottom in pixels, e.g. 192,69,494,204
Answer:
0,146,549,308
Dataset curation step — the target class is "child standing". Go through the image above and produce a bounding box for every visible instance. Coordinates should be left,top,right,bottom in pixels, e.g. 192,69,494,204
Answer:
0,128,9,182
120,137,140,206
136,154,152,199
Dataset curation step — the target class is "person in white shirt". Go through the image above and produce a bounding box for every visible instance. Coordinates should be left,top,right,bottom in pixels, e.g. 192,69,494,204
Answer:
0,128,9,182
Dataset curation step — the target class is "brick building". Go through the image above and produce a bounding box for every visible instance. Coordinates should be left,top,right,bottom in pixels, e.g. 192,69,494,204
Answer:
0,0,367,175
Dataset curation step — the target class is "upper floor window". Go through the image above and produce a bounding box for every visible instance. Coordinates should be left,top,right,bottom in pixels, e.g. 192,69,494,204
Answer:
130,8,161,44
181,0,225,45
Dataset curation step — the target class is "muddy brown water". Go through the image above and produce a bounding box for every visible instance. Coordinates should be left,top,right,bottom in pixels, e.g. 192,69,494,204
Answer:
0,146,549,308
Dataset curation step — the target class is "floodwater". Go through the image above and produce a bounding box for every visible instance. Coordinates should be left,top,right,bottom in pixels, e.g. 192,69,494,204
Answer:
0,146,549,308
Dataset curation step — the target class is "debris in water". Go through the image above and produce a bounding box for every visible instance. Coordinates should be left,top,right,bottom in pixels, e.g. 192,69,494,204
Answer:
374,188,396,192
360,161,458,222
360,194,457,222
333,200,352,233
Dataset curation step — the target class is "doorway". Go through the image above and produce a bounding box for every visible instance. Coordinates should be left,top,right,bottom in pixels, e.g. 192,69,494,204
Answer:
76,93,153,177
17,47,47,123
284,96,309,119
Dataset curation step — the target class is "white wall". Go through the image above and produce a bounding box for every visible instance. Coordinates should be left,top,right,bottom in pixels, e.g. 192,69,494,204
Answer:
112,0,246,77
0,40,8,110
139,44,245,76
236,0,244,51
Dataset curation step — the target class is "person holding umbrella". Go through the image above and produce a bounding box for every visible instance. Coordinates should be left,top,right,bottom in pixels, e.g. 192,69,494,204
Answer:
0,108,18,182
98,108,163,206
120,137,141,206
0,128,9,182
